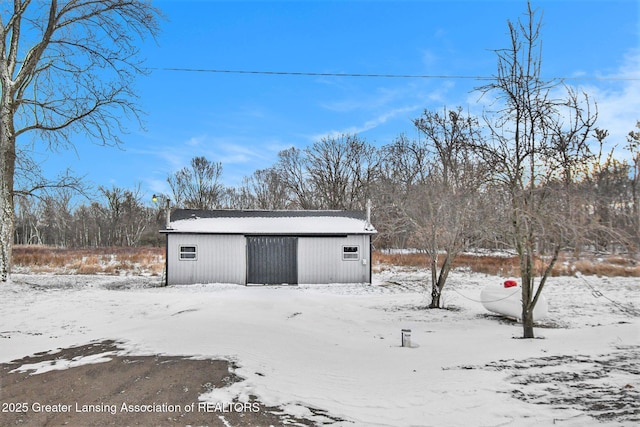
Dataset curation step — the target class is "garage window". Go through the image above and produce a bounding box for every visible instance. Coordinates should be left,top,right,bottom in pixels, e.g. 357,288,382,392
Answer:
179,245,197,260
342,246,359,261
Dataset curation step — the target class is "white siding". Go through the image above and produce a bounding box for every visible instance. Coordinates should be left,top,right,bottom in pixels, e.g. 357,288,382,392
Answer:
167,234,245,285
298,235,370,284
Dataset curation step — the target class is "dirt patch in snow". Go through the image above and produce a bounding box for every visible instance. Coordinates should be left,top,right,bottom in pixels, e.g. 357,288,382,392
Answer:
452,346,640,424
0,340,325,426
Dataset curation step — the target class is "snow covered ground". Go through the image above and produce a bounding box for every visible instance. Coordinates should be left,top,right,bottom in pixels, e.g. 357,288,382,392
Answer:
1,267,638,426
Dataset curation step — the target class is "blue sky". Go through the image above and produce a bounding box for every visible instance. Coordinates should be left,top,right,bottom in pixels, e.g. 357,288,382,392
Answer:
34,0,640,204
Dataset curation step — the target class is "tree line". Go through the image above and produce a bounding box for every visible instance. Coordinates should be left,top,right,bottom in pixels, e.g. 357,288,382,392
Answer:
14,119,640,256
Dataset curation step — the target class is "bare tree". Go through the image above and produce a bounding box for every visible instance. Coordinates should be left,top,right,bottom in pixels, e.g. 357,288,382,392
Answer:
576,131,633,252
381,108,488,308
305,134,380,210
627,121,640,247
473,2,597,338
14,194,42,245
414,107,489,308
39,189,75,247
72,203,103,247
167,157,225,210
100,185,150,246
241,168,292,210
274,135,380,211
275,147,317,209
374,134,430,248
0,0,162,280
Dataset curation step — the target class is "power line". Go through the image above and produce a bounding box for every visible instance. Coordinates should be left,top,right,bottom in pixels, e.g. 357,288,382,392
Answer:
151,67,640,82
152,67,490,79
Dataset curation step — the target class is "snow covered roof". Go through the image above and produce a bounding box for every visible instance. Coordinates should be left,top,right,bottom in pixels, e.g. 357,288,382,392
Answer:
161,209,377,235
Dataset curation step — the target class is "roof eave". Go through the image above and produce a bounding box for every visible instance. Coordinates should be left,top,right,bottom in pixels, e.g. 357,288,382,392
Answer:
159,230,377,236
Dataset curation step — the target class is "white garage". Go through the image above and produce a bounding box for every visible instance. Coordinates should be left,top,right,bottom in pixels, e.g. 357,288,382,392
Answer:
161,209,377,285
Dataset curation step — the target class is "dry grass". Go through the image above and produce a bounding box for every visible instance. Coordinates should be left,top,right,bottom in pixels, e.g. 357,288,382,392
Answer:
373,251,640,277
11,245,639,278
372,251,521,276
12,245,165,276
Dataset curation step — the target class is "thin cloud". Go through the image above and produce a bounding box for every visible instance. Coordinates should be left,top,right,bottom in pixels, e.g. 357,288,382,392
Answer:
140,135,288,191
185,135,206,147
310,104,421,142
320,86,406,113
584,49,640,157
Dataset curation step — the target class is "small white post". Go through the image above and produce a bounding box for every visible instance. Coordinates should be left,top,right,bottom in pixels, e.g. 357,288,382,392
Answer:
401,329,411,348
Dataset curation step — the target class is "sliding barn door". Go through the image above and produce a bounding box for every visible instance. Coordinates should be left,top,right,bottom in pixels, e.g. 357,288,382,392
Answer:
247,236,297,285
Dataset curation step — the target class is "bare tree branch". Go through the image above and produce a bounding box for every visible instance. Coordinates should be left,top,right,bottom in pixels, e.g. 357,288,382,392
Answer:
1,0,163,280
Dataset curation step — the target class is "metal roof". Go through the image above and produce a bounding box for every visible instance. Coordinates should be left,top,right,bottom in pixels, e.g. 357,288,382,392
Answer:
162,209,377,235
